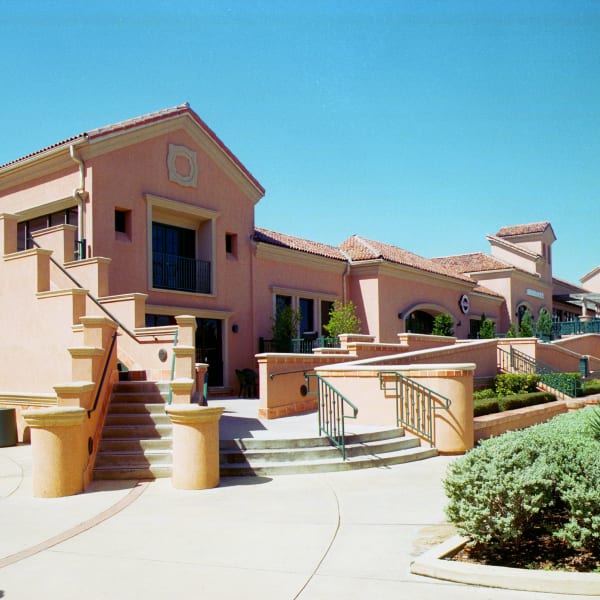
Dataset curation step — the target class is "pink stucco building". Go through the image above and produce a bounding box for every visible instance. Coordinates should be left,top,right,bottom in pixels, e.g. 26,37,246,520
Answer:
0,104,597,401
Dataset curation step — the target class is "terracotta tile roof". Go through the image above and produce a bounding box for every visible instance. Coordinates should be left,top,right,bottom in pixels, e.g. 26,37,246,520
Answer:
0,104,265,195
432,252,512,274
340,235,475,283
496,222,551,237
253,228,347,261
255,229,504,299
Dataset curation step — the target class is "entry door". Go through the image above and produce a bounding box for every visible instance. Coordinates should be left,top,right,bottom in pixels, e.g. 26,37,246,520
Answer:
195,318,223,387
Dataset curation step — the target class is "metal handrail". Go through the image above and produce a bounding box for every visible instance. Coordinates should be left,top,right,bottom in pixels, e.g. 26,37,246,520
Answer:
269,369,308,380
167,329,179,405
306,373,358,460
88,330,118,418
379,371,451,447
29,238,138,341
499,346,581,398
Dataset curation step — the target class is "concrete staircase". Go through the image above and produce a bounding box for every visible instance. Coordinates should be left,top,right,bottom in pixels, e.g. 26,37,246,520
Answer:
93,378,173,481
94,380,438,480
219,429,438,477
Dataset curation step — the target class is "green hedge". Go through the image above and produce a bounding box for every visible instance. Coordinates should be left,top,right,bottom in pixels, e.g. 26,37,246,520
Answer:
473,398,500,417
474,391,556,417
581,379,600,397
498,391,556,411
444,408,600,553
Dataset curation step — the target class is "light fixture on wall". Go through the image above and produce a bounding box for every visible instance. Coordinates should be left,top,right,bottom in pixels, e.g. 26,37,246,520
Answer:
232,324,239,333
398,312,403,319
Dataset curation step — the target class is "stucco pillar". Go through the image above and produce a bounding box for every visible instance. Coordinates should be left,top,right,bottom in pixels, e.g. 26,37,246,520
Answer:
0,213,18,255
175,315,197,347
22,407,86,498
425,366,475,454
165,405,224,490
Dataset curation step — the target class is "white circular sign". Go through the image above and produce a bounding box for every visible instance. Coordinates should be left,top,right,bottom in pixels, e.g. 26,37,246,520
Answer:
459,294,470,315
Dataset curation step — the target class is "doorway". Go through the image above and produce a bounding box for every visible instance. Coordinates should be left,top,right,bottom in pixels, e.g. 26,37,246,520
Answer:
195,318,223,387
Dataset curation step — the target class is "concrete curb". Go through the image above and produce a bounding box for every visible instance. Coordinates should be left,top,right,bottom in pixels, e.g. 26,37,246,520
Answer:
410,534,600,596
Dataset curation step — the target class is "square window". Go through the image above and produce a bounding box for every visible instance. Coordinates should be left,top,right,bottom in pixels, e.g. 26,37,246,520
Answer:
115,209,132,241
226,233,237,257
115,209,128,233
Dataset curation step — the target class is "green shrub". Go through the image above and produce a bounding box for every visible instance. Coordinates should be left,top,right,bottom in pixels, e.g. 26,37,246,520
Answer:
536,308,553,338
473,398,500,416
478,315,495,339
323,300,361,338
444,429,554,546
444,409,600,552
581,379,600,397
498,392,555,412
519,308,534,337
495,373,540,396
473,388,496,401
432,313,454,336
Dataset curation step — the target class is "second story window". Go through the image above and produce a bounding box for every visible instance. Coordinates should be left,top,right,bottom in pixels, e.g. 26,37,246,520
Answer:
152,222,211,293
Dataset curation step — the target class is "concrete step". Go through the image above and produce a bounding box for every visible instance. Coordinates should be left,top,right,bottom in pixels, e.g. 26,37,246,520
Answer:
107,402,168,415
109,392,167,404
100,424,173,439
219,428,438,476
220,445,438,477
99,438,172,453
219,428,406,451
220,436,420,464
95,450,172,468
93,465,172,480
104,412,171,427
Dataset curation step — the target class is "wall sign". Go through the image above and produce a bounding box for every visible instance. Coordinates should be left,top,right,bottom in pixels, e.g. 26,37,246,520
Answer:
459,294,470,314
526,288,545,299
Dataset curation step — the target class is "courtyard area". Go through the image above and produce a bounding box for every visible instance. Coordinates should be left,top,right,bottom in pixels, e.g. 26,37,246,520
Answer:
1,401,599,599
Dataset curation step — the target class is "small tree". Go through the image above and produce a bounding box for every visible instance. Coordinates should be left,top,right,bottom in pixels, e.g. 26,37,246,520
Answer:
324,300,361,338
519,308,534,337
272,304,301,352
505,322,517,338
432,313,454,337
537,308,553,339
479,316,496,339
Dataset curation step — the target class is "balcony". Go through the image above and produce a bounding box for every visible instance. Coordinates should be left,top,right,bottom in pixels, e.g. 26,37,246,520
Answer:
152,252,211,294
258,336,340,353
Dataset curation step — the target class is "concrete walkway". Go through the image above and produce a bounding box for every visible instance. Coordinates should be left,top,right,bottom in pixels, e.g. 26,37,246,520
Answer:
0,400,597,599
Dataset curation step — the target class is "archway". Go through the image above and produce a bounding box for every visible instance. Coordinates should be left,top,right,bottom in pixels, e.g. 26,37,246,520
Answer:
405,310,435,334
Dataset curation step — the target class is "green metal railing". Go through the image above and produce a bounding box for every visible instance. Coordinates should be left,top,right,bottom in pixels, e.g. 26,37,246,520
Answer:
498,346,581,398
556,318,600,337
306,373,358,460
291,336,340,353
259,336,340,353
379,371,452,447
167,329,179,405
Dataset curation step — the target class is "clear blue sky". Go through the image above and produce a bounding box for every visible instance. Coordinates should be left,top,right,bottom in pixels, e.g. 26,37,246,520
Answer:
2,0,599,284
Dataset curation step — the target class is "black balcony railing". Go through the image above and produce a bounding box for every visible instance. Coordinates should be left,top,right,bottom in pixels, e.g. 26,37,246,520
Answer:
152,252,211,293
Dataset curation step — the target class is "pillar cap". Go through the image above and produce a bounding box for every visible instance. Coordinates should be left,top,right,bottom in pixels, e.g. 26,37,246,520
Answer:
22,406,86,428
165,405,224,425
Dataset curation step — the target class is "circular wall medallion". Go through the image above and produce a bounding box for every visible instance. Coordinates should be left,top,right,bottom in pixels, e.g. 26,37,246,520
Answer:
167,144,198,188
459,294,470,315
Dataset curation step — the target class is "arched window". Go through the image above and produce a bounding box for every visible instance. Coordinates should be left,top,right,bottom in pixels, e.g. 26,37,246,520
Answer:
406,310,434,334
